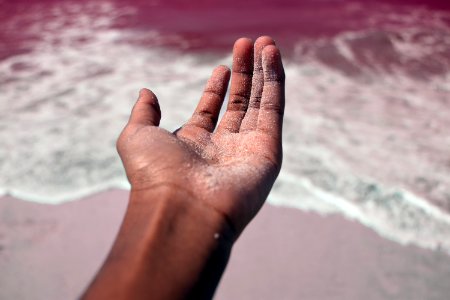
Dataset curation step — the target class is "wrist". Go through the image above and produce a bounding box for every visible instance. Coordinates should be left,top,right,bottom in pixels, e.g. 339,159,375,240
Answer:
83,184,235,300
127,185,235,299
129,183,236,245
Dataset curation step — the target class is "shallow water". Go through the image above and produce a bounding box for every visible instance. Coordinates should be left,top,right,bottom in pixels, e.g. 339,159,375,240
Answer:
1,0,450,252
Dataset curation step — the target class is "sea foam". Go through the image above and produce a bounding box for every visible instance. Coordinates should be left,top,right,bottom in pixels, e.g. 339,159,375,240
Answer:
1,1,450,253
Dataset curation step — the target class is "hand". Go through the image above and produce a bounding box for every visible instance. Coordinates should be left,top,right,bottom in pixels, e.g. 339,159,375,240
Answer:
116,36,285,235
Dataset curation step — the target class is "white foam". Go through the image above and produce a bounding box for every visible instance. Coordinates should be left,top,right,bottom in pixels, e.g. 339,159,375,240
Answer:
1,1,450,253
269,172,450,252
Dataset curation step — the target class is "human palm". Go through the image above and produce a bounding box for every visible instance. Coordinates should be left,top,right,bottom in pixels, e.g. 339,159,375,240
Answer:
117,37,285,234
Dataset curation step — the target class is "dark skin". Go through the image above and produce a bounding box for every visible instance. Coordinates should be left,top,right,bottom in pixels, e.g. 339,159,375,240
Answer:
81,36,285,300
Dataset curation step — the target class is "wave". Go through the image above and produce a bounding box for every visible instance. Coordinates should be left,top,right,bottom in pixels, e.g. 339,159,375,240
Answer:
1,0,450,253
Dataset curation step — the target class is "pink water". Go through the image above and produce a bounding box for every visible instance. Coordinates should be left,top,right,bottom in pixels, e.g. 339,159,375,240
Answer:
1,0,450,251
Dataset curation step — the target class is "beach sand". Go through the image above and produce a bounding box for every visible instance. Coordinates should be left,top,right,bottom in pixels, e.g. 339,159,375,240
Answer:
1,190,450,300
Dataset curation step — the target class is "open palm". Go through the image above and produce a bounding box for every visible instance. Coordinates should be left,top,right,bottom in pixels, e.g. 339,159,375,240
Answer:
116,37,285,234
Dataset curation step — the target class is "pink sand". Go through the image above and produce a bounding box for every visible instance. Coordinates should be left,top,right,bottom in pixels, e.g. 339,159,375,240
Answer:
1,190,450,299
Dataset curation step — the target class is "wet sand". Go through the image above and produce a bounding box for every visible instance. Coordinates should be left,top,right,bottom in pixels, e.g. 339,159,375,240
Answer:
1,190,450,300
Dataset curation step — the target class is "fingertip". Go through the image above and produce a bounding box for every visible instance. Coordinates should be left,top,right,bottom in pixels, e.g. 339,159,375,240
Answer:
232,38,254,73
262,45,281,60
234,37,253,48
214,65,231,77
138,88,156,101
139,88,160,108
231,37,253,71
262,45,285,81
130,88,161,126
139,88,149,96
253,36,277,71
233,38,254,58
255,36,276,48
209,65,231,91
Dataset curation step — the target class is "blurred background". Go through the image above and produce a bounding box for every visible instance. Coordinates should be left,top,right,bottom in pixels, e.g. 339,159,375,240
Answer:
1,0,450,299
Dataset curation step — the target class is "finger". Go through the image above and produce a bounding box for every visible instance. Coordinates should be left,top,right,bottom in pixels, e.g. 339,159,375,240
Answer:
240,36,276,132
185,65,230,132
217,38,253,133
128,88,161,126
257,45,285,138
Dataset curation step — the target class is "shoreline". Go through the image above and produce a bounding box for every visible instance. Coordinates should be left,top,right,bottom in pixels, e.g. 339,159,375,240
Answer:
1,189,450,299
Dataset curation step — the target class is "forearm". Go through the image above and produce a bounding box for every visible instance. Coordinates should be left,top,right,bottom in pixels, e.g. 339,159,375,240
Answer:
81,186,235,300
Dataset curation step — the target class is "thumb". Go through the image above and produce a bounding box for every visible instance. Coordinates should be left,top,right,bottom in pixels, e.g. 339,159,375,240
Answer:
128,88,161,126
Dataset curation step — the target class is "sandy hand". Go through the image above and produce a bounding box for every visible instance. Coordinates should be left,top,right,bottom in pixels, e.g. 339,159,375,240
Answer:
116,36,285,235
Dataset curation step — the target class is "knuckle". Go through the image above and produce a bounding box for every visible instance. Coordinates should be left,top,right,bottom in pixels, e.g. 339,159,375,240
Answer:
248,96,262,108
204,89,223,98
196,109,217,124
253,65,264,73
228,94,249,111
261,102,284,115
264,70,285,83
230,94,248,105
233,69,253,76
230,93,248,104
197,109,214,118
